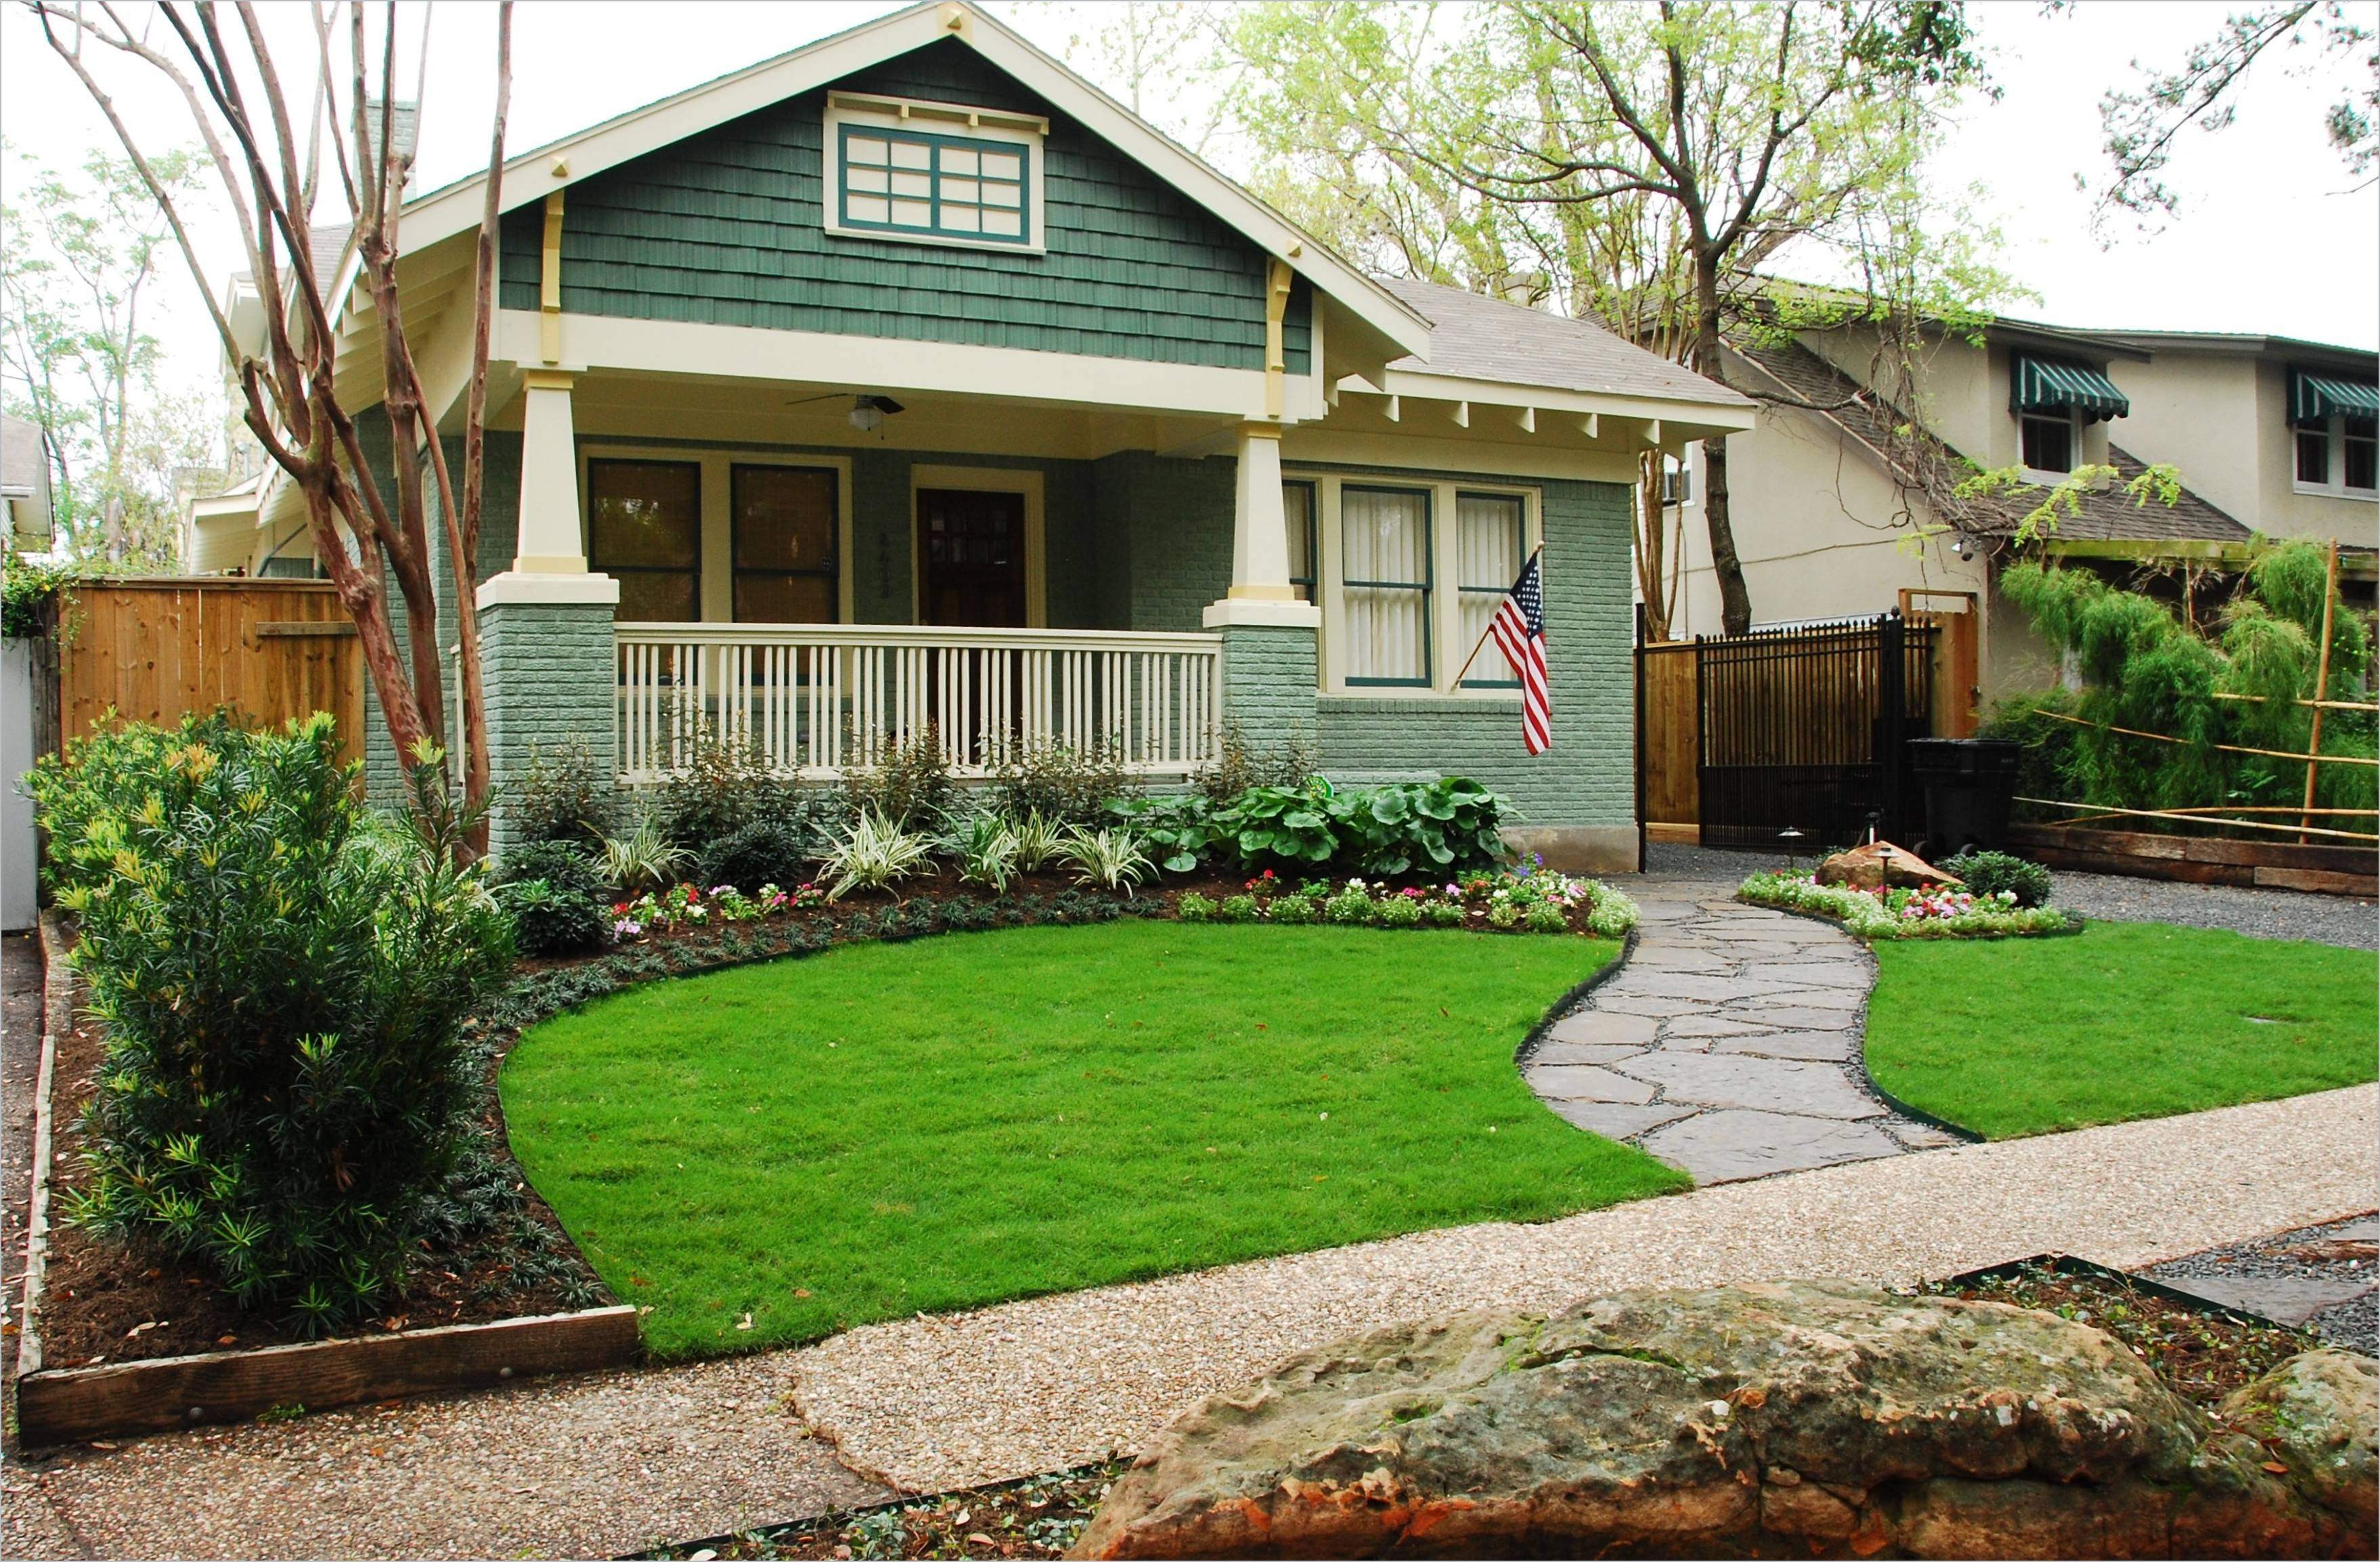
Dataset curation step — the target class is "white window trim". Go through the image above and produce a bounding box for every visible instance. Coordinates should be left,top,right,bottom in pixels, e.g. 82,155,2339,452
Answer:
907,464,1048,628
823,93,1048,257
1292,467,1541,699
2018,407,2083,486
2292,413,2379,500
578,443,855,624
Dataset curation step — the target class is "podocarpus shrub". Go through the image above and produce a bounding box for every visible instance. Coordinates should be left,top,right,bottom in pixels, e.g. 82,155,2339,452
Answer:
26,708,257,896
51,718,514,1331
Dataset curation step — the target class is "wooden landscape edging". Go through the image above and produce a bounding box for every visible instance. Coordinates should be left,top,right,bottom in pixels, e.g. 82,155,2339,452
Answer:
2009,823,2377,898
13,921,642,1450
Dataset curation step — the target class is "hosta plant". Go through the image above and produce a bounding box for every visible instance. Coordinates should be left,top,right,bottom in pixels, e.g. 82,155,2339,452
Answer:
821,809,935,899
53,721,512,1331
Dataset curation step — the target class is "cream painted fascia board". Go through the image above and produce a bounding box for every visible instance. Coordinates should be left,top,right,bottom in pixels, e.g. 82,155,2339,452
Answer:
391,3,1432,362
907,463,1046,628
1370,368,1756,431
1281,428,1644,487
500,309,1325,421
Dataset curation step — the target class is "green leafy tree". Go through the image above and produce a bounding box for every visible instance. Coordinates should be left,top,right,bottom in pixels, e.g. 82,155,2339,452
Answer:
1187,1,2000,634
1,143,225,567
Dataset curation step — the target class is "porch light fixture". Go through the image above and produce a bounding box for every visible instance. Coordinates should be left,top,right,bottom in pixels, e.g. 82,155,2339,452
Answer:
848,393,904,433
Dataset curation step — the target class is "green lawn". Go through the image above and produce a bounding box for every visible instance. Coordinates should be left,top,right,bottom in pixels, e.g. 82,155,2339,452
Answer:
1864,921,2377,1140
502,922,1681,1358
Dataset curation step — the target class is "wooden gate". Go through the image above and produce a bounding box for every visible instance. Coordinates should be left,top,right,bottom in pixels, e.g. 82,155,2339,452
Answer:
1635,639,1700,840
58,580,365,765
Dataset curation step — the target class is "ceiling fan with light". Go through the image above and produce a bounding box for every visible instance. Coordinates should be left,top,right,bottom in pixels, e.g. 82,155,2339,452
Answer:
782,389,906,432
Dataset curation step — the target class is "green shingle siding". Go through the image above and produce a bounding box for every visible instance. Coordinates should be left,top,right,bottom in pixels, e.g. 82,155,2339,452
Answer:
500,39,1310,373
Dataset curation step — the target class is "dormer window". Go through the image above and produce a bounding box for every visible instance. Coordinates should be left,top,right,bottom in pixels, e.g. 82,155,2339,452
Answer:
2010,354,2127,480
824,92,1046,253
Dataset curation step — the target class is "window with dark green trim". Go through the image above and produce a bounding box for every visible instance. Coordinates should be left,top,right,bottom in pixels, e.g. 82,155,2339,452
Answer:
1282,479,1317,604
1455,492,1524,688
1341,484,1431,686
837,125,1030,244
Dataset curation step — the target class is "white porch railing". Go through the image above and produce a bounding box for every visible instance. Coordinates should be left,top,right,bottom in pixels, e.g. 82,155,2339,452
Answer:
615,623,1223,783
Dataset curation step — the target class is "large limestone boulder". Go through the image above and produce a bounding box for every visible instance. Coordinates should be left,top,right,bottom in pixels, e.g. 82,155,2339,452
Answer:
1815,840,1962,892
1070,1281,2364,1559
2219,1348,2378,1529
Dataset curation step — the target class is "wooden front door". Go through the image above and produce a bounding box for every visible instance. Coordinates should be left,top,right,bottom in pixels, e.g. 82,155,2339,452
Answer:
917,488,1027,627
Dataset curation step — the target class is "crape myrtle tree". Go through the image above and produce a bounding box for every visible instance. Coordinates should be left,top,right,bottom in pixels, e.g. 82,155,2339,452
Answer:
1203,1,1998,636
31,0,515,853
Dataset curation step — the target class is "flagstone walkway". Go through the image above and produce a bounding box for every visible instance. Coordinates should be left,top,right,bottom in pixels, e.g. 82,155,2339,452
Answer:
1524,882,1957,1182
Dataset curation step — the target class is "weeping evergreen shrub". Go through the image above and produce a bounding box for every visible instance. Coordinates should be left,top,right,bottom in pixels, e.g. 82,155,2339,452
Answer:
1989,542,2377,823
46,716,514,1332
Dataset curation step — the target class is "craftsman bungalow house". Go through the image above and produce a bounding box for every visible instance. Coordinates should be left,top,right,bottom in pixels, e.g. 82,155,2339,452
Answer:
201,1,1752,866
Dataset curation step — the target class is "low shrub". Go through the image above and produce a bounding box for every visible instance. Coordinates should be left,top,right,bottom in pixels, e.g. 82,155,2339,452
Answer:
1487,901,1522,929
1376,894,1422,929
1218,893,1259,923
512,742,613,846
1324,885,1376,924
55,720,514,1331
1943,849,2054,909
696,821,814,896
1176,891,1218,922
1421,899,1466,928
990,742,1131,827
1524,902,1568,934
1193,723,1319,806
841,729,954,830
1269,894,1317,924
650,726,828,856
498,840,612,957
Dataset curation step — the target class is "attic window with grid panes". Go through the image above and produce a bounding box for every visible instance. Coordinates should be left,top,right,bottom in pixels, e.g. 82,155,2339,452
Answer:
825,93,1044,252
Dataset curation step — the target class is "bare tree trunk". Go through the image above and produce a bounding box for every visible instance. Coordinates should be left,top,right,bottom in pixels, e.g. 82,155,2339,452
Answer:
1634,448,1673,641
1690,249,1752,635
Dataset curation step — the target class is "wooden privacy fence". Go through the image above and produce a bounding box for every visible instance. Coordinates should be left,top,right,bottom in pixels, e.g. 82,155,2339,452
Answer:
56,579,364,766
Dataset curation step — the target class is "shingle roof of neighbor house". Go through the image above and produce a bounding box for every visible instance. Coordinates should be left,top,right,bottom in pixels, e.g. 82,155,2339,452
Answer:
1379,278,1755,406
1729,336,2255,546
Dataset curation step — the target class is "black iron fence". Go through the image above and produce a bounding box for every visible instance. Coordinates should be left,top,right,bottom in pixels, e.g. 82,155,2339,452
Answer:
1695,613,1937,848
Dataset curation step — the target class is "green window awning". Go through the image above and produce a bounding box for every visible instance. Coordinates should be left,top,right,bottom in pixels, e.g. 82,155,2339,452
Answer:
2011,355,2130,422
2291,368,2379,423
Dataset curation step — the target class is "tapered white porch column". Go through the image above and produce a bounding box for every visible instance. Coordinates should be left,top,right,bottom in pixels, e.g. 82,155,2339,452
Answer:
477,366,617,860
1202,422,1319,630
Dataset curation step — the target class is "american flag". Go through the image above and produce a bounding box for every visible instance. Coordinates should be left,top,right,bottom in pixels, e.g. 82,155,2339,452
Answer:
1489,550,1550,754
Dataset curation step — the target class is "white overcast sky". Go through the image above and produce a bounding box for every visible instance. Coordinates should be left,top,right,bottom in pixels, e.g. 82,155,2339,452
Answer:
3,0,2375,402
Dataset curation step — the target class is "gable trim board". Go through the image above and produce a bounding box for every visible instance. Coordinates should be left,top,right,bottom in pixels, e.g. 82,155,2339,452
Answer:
391,2,1431,364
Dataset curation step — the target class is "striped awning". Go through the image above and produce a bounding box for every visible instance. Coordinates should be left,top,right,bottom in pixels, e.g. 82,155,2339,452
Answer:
2011,355,2130,422
2291,367,2380,422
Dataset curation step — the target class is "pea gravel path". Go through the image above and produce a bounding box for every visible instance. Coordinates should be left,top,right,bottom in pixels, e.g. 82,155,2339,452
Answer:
1522,884,1955,1182
790,1084,2376,1495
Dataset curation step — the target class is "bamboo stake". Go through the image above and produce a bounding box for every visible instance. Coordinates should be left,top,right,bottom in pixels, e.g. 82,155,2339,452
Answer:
2033,706,2380,767
2056,804,2379,826
2298,540,2341,843
2210,691,2379,714
2014,796,2379,844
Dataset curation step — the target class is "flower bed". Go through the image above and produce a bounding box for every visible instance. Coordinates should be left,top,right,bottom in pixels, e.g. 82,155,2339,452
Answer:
1176,865,1638,937
1737,871,2075,940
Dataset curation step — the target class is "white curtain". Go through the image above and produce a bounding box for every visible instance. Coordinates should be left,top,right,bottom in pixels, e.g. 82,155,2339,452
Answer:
1342,487,1429,682
1457,494,1523,674
1281,483,1314,600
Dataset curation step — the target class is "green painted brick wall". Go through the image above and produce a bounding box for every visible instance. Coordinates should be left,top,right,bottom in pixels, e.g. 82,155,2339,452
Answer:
1088,450,1233,631
1217,624,1317,745
1313,477,1635,828
500,39,1310,372
479,599,619,857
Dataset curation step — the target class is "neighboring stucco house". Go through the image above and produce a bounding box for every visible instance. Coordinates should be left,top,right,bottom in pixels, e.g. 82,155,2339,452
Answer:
1665,313,2375,705
3,414,54,548
217,1,1752,867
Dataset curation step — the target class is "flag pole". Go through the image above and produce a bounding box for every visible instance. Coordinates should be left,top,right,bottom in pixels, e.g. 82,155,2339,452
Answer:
1451,541,1543,686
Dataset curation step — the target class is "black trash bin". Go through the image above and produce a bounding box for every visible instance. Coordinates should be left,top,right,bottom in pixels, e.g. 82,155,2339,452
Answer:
1906,738,2025,858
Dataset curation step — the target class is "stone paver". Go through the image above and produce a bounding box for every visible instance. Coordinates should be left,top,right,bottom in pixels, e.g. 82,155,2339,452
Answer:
1521,875,1945,1184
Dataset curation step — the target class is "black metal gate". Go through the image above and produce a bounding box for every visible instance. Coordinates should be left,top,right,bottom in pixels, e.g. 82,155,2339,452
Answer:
1696,613,1937,849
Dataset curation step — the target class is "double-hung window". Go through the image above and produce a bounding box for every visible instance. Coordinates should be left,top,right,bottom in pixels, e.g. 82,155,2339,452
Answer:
1455,493,1525,687
1340,485,1432,685
825,93,1045,252
733,464,839,623
2293,412,2378,498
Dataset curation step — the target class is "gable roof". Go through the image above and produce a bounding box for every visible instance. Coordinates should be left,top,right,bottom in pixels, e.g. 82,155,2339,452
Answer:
1376,279,1755,407
393,1,1432,363
1730,336,2253,546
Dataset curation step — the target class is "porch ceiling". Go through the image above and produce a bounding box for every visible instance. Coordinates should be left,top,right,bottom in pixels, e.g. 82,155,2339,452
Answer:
491,368,1237,463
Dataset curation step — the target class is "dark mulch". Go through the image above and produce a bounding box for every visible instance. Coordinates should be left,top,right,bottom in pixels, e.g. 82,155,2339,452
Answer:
640,1462,1127,1561
1925,1261,2319,1406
